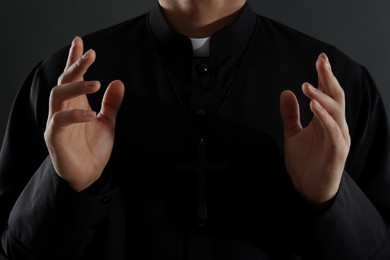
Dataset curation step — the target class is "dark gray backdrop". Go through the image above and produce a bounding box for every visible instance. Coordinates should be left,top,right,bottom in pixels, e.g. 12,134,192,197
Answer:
0,0,389,259
1,0,390,147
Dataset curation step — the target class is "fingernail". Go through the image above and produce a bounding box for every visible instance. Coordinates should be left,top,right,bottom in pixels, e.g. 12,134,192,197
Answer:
323,54,332,71
71,36,80,47
314,100,323,110
324,54,329,63
325,60,332,71
84,111,96,118
85,81,99,88
82,50,90,60
304,83,317,93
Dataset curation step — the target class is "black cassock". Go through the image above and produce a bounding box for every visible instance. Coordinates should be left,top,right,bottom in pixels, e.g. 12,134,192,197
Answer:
1,3,389,260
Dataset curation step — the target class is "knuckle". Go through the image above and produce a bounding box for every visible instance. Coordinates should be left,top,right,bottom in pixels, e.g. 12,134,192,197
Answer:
43,126,55,146
58,71,73,85
51,111,63,126
337,87,345,99
58,58,84,84
43,127,50,141
49,86,59,102
345,134,351,148
49,85,66,106
73,58,82,70
332,124,342,139
57,73,66,85
335,104,344,115
332,82,345,98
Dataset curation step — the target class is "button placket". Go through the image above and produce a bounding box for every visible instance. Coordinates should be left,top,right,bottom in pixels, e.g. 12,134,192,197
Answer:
195,63,209,74
191,58,213,136
100,194,112,205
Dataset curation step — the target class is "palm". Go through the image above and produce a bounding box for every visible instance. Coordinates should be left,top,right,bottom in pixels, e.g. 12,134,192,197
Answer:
284,117,339,201
280,54,350,205
52,96,114,186
45,37,124,191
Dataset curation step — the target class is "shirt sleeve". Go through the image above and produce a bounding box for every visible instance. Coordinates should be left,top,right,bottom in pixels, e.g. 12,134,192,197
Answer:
291,62,390,259
0,60,116,260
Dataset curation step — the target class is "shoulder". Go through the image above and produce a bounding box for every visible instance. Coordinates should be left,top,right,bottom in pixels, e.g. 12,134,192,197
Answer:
82,13,150,51
254,14,365,82
254,14,340,58
34,12,150,88
252,13,379,126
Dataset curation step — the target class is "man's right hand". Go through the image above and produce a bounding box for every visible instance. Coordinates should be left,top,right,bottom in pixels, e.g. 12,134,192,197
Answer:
44,36,125,192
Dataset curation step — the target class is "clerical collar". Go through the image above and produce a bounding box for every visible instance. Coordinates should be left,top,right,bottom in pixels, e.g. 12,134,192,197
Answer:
148,2,257,58
190,37,211,57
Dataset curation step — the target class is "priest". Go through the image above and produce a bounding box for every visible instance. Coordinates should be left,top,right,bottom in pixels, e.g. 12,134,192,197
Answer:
0,0,389,259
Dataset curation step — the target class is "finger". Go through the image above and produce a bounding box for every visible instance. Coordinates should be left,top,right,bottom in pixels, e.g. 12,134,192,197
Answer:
64,36,84,71
58,49,96,85
280,90,303,138
316,54,330,92
49,81,101,114
302,82,344,120
50,109,96,129
316,53,345,107
310,99,350,151
98,80,125,126
302,82,349,140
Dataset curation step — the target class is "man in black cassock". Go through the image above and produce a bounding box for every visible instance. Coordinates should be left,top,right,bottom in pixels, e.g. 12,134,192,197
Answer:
0,0,389,259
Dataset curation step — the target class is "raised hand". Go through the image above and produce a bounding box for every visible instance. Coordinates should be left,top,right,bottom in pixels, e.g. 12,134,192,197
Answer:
44,36,125,192
280,53,351,207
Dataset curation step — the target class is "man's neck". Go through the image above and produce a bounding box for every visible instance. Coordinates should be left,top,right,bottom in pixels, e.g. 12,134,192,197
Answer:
158,0,246,38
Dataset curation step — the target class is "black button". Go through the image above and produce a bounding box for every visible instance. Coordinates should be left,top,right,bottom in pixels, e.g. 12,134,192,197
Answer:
195,109,207,117
100,195,111,204
196,220,207,228
195,109,208,121
93,220,104,229
195,63,209,74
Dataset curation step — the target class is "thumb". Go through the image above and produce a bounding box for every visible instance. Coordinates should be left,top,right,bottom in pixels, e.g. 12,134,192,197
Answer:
280,90,302,138
99,80,125,125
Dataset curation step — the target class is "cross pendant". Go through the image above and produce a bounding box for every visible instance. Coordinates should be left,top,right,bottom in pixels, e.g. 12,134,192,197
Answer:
176,138,228,226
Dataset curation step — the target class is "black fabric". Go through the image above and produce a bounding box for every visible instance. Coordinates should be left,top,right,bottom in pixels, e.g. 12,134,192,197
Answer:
0,2,389,260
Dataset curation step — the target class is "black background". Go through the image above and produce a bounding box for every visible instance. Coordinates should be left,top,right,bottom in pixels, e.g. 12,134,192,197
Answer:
0,0,389,257
1,0,389,147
